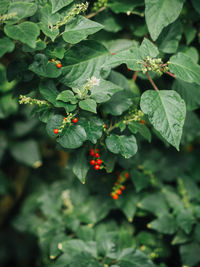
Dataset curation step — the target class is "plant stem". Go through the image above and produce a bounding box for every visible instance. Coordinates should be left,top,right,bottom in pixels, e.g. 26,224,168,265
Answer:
86,6,106,19
132,71,138,81
165,71,176,78
146,72,159,91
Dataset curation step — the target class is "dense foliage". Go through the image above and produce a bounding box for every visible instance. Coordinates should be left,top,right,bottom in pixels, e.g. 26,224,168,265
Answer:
1,0,200,266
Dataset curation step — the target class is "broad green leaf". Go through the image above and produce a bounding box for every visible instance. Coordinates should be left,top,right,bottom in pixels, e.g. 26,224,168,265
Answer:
56,90,78,104
46,114,64,137
29,54,62,78
79,99,97,113
50,0,73,13
184,25,197,45
145,0,184,41
180,242,200,266
140,90,186,150
176,209,195,234
139,38,159,58
38,4,60,42
172,79,200,111
4,22,40,48
169,52,200,85
162,187,184,213
72,149,89,183
128,121,151,142
7,2,37,23
91,79,123,103
130,170,150,192
94,10,122,33
102,91,133,116
61,40,110,87
191,0,200,15
149,214,177,234
178,46,199,63
22,40,46,52
62,16,104,44
97,232,119,259
78,117,103,144
181,111,200,144
105,134,137,159
107,0,143,14
10,140,42,168
172,230,192,245
58,125,87,149
0,37,15,58
0,0,9,14
156,20,182,54
103,39,135,54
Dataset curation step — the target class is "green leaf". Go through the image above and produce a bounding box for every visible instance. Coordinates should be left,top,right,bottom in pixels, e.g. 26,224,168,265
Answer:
180,242,200,266
22,40,46,52
102,91,133,116
105,134,137,159
10,140,42,168
0,0,9,14
149,214,177,234
78,117,103,144
145,0,184,41
56,90,78,104
79,99,97,113
38,4,60,42
140,90,186,150
58,125,87,149
130,170,150,193
172,79,200,111
62,16,104,44
50,0,73,13
0,37,15,58
107,0,143,14
191,0,200,15
128,121,151,142
184,25,197,45
91,79,123,103
94,10,122,33
139,38,159,58
29,54,62,78
61,40,109,87
72,149,89,183
169,52,200,85
176,209,195,234
7,1,37,23
156,20,182,54
46,114,64,137
4,22,40,48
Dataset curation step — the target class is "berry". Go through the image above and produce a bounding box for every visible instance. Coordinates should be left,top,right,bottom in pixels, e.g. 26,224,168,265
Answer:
96,159,102,165
57,63,62,68
54,129,59,134
104,124,107,129
90,159,96,165
51,59,55,63
90,149,95,156
121,185,125,190
140,120,146,125
72,118,78,123
64,117,67,120
95,153,100,158
113,194,119,200
94,164,100,170
116,189,122,195
115,182,119,186
95,148,99,152
111,52,116,55
125,173,130,179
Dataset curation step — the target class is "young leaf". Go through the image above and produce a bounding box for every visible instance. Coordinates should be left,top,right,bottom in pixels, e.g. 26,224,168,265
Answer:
145,0,184,41
105,134,137,158
72,149,89,184
176,209,195,234
149,214,177,234
0,37,15,58
7,2,37,23
169,52,200,85
79,99,97,113
140,38,159,58
62,16,104,44
4,22,40,49
56,90,78,104
140,90,186,150
50,0,73,13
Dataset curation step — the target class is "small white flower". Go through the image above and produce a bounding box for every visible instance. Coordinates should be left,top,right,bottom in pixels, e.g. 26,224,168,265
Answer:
87,76,100,87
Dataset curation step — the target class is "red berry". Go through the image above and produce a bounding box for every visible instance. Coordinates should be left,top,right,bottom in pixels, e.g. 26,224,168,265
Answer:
90,160,96,165
121,185,125,190
104,124,107,129
116,189,122,195
111,52,116,55
57,63,62,68
95,148,99,152
51,59,55,63
140,120,146,125
113,194,119,200
96,159,102,165
72,118,78,123
95,153,100,158
54,129,59,134
94,164,100,170
90,149,95,156
125,173,130,179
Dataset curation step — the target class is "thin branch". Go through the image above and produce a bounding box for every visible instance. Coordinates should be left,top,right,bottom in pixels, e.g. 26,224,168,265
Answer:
132,71,138,81
146,72,159,91
165,71,176,78
86,6,106,19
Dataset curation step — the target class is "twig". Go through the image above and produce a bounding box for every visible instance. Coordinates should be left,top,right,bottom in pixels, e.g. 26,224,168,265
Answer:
86,6,106,19
146,72,159,91
165,71,176,78
132,71,138,81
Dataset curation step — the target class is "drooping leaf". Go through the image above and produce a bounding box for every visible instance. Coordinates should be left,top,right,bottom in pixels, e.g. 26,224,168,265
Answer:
140,90,186,150
145,0,184,41
62,16,103,44
4,22,40,48
0,37,15,58
50,0,73,13
79,99,97,113
169,52,200,85
72,149,89,183
105,134,137,159
176,209,195,234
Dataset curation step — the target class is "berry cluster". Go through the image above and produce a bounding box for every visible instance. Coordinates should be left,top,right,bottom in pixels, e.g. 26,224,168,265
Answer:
89,148,102,170
54,116,78,135
51,59,62,68
137,57,170,76
110,171,130,200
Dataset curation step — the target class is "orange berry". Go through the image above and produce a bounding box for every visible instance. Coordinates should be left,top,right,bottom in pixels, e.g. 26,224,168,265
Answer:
125,173,130,179
117,189,122,195
94,164,100,170
90,149,95,156
51,59,55,63
113,194,119,200
57,63,62,68
90,160,96,165
121,185,125,190
54,129,59,134
72,118,78,123
95,153,100,158
96,159,102,165
140,120,146,125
